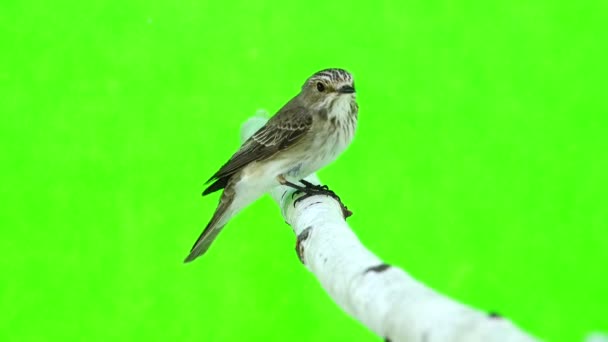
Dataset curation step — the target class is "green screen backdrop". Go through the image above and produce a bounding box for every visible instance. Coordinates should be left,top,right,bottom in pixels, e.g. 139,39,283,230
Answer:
1,0,607,341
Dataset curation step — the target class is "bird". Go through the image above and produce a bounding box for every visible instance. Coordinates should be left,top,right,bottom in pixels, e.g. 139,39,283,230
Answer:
184,68,358,263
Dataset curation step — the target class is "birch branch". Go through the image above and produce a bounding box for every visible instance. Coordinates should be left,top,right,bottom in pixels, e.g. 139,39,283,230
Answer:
240,113,540,342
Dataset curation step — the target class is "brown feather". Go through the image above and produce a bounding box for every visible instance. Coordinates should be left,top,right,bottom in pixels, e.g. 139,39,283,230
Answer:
204,105,312,185
185,179,238,262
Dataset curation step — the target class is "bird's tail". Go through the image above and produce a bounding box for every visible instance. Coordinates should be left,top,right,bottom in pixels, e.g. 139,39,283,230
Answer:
183,184,237,263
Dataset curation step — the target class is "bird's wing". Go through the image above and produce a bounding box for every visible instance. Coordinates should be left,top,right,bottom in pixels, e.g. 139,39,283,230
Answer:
205,106,313,187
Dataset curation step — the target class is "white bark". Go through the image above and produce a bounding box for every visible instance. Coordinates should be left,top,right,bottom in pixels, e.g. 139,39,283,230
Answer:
241,113,540,342
587,333,608,342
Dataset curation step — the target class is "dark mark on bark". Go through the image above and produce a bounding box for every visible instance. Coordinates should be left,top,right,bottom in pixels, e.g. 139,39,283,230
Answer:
342,205,353,219
296,226,312,264
384,338,391,342
488,311,502,319
281,191,287,201
365,263,391,274
305,201,322,209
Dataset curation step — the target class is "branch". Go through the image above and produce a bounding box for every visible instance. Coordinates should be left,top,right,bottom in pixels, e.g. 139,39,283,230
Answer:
240,113,540,342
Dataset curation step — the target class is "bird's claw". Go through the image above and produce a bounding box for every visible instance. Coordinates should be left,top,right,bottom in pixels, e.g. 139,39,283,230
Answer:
299,179,315,188
291,180,327,199
291,183,353,219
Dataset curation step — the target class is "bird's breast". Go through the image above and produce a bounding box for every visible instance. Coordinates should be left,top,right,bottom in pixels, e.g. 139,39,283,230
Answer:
261,98,357,184
292,112,356,178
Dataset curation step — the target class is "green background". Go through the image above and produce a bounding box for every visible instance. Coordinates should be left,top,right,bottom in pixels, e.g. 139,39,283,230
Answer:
1,0,607,341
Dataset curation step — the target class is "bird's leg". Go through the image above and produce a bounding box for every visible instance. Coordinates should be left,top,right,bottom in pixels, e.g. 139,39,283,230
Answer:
298,179,327,190
299,179,314,188
277,175,310,193
298,179,330,192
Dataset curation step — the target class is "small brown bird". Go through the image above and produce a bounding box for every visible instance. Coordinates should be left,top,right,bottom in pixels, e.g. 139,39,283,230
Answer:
184,68,358,263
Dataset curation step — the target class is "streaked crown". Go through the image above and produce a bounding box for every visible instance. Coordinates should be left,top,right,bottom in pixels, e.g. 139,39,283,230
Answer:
308,68,353,84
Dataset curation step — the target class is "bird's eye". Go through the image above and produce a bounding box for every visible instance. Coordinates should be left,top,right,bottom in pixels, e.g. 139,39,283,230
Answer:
316,82,325,92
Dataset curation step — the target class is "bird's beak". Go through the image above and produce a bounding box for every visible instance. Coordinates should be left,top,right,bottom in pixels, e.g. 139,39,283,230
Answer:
338,85,355,94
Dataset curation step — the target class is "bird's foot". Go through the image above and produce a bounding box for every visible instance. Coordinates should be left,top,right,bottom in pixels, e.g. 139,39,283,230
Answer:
292,180,353,218
297,179,330,192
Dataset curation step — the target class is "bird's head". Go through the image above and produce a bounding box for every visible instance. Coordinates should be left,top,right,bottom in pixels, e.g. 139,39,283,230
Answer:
299,68,356,110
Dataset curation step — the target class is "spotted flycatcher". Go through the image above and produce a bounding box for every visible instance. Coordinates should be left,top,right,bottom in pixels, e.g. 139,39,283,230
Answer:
184,68,358,262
